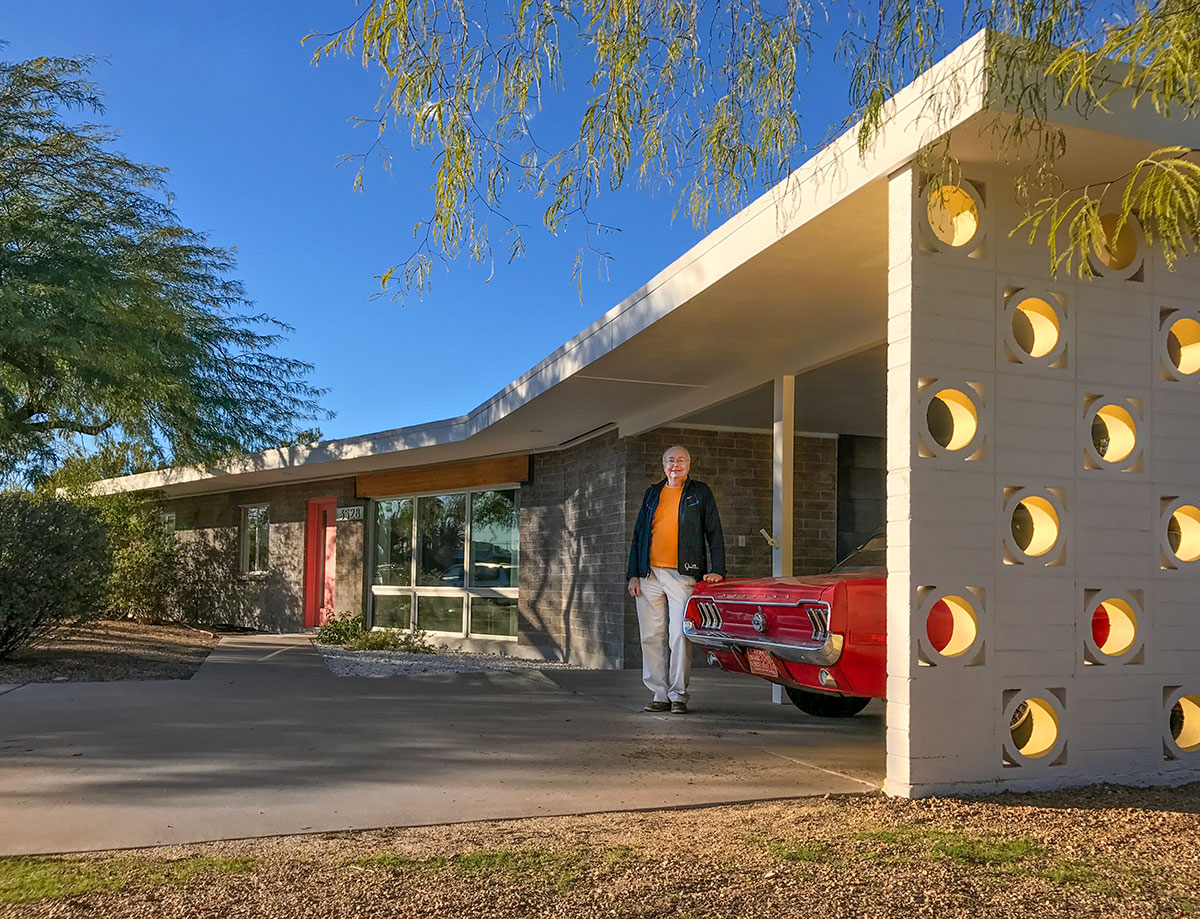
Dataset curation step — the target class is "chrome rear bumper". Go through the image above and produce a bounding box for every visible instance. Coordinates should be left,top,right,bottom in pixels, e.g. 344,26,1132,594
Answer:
683,621,845,667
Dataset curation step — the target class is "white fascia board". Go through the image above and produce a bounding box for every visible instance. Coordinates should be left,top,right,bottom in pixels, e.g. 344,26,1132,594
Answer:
94,32,994,499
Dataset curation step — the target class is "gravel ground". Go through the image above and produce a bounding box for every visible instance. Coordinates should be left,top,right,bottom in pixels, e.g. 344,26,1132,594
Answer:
2,784,1198,917
316,646,587,677
0,621,218,684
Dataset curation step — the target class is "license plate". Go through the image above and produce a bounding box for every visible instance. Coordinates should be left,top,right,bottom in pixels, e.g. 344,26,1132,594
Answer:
746,647,779,678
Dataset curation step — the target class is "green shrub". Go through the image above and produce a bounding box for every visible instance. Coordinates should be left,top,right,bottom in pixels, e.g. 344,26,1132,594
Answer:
314,611,366,646
100,494,177,622
344,628,436,653
36,452,179,625
0,494,111,660
315,611,435,653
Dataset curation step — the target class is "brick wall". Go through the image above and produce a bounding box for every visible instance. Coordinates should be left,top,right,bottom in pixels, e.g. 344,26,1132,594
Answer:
165,477,365,631
519,431,628,667
837,435,886,560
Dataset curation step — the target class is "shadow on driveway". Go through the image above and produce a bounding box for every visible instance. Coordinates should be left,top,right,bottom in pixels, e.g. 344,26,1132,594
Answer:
0,635,883,854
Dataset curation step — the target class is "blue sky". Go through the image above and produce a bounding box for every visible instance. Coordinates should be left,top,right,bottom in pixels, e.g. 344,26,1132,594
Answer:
4,2,867,440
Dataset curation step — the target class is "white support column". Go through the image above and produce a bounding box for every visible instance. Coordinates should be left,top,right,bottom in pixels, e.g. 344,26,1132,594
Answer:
772,374,795,578
771,373,796,706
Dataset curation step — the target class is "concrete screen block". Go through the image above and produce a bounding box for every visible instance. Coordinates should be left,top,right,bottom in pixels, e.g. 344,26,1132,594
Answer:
887,155,1200,795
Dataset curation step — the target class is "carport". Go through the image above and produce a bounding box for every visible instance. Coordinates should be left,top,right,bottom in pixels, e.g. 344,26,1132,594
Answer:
94,29,1200,798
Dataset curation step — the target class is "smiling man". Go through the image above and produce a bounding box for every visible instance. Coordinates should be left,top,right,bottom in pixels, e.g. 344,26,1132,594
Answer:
626,445,726,714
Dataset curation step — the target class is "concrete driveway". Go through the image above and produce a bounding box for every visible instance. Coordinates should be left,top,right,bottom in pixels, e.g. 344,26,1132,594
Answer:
0,635,884,855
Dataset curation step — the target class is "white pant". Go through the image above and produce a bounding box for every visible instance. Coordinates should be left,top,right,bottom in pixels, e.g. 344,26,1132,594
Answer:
636,566,697,703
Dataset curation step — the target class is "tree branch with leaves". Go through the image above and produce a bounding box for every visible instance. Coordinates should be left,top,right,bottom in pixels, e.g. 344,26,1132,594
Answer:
0,53,330,482
308,0,1200,298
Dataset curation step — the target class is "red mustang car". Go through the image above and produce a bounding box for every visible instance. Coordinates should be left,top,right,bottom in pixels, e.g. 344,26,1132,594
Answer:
683,533,889,717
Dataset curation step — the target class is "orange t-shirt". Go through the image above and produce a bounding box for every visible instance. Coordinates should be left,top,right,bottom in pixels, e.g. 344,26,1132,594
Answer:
649,486,682,568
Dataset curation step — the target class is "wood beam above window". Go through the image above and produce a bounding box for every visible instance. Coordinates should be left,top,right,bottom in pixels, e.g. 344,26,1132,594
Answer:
356,454,530,499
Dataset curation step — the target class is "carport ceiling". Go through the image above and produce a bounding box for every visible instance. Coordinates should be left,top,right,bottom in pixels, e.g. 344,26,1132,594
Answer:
679,346,886,437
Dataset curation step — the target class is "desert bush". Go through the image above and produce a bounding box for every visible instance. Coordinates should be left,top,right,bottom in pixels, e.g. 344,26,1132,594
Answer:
315,611,435,653
0,494,111,660
101,494,177,622
314,611,364,646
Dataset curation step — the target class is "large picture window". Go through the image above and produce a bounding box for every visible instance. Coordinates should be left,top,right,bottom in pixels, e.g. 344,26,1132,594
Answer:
369,487,520,637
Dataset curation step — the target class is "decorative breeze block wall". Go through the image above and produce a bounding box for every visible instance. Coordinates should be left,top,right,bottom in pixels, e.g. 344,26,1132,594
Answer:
887,162,1200,795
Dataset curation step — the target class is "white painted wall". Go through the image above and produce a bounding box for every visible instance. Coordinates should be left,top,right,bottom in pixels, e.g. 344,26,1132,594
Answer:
887,161,1200,796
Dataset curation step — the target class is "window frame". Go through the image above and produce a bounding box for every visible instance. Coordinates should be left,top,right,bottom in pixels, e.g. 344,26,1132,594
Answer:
367,483,520,639
239,503,271,575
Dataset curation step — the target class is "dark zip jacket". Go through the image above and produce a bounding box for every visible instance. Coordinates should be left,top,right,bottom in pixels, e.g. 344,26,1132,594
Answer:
626,478,726,580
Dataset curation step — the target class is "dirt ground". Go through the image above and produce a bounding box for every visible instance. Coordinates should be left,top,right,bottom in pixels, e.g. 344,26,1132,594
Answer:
0,620,218,684
2,783,1198,917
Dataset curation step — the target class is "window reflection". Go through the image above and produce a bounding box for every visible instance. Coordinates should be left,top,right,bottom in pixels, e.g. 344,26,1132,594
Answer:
374,594,412,629
470,490,519,588
373,498,413,586
470,596,517,636
418,595,464,633
417,494,466,586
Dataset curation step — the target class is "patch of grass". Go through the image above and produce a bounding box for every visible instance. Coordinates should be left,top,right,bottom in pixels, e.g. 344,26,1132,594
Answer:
0,858,125,904
0,856,255,905
766,841,827,862
933,835,1043,865
451,848,582,893
852,826,1135,896
349,848,583,893
852,826,1043,866
1037,860,1100,886
604,844,636,866
853,828,926,849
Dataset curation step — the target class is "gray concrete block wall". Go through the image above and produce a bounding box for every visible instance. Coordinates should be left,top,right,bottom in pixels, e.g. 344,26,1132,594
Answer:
519,431,628,667
887,162,1200,796
165,477,363,631
838,435,886,561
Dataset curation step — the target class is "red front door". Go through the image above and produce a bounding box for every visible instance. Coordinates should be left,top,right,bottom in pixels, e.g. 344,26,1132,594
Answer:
304,497,338,627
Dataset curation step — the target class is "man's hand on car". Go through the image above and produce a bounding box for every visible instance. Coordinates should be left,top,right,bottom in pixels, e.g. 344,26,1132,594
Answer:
703,573,724,583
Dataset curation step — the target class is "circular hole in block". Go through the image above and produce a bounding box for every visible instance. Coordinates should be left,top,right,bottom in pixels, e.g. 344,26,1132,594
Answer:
1094,213,1139,271
1009,697,1060,759
1011,495,1060,557
1089,403,1138,464
1167,505,1200,563
925,388,979,452
1167,317,1200,376
1090,598,1138,657
926,594,979,658
1011,295,1061,359
927,185,980,248
1171,695,1200,752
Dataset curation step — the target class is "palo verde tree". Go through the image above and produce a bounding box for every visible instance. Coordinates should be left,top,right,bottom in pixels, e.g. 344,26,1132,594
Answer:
0,53,328,481
307,0,1199,298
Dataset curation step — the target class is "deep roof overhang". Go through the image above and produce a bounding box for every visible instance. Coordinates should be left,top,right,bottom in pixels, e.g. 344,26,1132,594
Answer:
94,30,1199,498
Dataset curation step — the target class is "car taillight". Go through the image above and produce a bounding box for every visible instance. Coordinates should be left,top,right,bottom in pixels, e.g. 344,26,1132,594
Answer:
693,599,722,630
804,604,830,641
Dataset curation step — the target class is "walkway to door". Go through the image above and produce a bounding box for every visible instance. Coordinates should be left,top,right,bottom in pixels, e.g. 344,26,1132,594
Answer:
0,635,884,855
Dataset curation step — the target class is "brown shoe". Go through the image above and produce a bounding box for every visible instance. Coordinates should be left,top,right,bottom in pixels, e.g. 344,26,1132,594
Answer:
643,700,670,713
670,701,688,715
